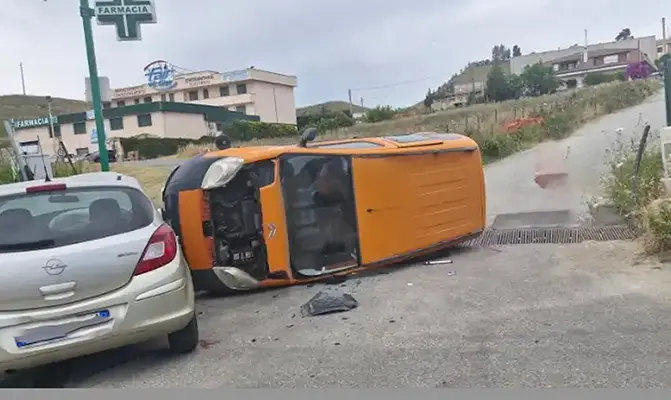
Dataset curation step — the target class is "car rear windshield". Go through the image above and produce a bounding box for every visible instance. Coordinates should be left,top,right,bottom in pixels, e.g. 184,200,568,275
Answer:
0,186,155,253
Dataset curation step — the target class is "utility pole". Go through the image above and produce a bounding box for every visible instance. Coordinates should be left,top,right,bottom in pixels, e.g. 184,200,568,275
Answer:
348,89,353,116
360,97,364,108
79,0,109,171
19,62,26,95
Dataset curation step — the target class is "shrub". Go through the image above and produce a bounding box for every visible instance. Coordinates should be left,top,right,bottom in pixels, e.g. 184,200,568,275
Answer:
119,121,299,159
365,106,397,123
601,129,663,222
584,73,621,86
222,121,298,141
642,199,671,253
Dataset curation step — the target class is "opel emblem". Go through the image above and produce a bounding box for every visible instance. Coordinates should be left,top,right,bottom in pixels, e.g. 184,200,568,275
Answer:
43,259,67,276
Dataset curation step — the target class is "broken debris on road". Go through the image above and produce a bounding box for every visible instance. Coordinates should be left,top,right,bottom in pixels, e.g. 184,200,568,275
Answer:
300,290,359,317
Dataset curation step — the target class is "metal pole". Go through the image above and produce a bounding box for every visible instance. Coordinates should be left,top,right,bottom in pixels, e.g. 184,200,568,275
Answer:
19,62,26,95
665,61,671,126
46,96,57,156
79,0,110,171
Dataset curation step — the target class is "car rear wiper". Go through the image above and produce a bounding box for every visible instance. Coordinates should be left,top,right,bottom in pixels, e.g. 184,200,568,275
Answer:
0,239,57,252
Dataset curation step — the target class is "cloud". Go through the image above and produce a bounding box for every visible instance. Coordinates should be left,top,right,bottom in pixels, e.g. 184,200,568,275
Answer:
0,0,666,109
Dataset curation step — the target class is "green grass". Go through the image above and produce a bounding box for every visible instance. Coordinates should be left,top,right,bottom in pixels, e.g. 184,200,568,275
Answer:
297,101,368,116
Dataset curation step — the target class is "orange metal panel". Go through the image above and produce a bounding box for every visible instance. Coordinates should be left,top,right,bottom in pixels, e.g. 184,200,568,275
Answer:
178,189,213,270
351,149,485,265
258,161,292,283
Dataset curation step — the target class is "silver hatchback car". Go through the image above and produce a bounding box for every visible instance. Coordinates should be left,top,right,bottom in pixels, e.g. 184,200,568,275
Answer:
0,172,198,371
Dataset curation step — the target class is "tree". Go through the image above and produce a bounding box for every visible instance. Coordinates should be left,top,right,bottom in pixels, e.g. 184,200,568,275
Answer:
615,28,633,41
512,45,522,57
507,74,524,99
492,44,511,62
485,62,511,102
423,89,435,108
365,106,396,123
656,53,671,74
520,63,560,96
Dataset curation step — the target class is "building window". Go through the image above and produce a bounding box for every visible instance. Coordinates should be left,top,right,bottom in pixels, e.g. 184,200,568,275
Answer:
76,147,89,156
48,124,61,138
134,98,140,104
603,54,619,64
117,100,126,107
102,102,111,109
219,86,230,96
236,105,246,113
110,117,124,131
203,88,209,99
188,90,199,101
137,114,152,127
658,46,664,54
143,96,153,103
168,93,175,102
618,53,629,62
236,84,247,94
160,94,166,102
73,122,87,135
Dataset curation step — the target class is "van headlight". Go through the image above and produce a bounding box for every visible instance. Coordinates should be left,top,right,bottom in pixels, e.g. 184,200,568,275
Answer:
201,157,245,190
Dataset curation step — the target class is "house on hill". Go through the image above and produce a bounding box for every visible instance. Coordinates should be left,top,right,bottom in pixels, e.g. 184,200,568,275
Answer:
432,63,510,110
511,35,656,88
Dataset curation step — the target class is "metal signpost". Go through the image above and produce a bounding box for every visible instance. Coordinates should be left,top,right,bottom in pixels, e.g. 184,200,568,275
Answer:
75,0,157,171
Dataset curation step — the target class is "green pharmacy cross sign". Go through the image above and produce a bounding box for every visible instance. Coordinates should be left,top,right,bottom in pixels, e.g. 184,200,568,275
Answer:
94,0,156,41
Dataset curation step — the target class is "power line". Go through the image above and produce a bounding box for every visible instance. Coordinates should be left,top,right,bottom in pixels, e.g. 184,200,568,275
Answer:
350,76,441,92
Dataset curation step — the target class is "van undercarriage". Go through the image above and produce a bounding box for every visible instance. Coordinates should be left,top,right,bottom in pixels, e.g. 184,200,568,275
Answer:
205,168,269,284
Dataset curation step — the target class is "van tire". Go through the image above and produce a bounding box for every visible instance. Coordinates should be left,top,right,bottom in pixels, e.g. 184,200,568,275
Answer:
167,313,199,354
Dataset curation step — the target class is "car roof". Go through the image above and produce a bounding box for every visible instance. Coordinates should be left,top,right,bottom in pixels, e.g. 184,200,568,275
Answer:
0,172,144,198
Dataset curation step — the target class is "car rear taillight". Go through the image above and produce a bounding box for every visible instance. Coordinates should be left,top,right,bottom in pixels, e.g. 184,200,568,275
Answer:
134,224,178,276
26,183,67,193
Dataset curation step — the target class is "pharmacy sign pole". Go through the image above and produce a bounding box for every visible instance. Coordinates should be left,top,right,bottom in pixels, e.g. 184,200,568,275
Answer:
76,0,157,172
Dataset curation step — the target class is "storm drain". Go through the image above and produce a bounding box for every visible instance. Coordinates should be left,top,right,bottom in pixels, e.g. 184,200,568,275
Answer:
463,225,636,247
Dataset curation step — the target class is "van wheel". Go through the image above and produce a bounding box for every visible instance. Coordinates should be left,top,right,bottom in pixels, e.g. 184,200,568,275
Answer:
167,313,199,354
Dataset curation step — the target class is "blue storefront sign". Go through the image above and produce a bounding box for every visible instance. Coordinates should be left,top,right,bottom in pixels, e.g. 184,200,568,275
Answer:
144,60,177,90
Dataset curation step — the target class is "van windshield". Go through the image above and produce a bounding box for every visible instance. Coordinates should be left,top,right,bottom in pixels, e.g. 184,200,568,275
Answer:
0,186,155,253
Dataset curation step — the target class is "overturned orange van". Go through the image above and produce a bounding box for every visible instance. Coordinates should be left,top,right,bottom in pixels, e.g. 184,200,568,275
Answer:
161,131,486,294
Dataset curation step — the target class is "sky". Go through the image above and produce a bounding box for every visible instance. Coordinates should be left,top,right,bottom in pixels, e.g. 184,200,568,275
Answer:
0,0,667,108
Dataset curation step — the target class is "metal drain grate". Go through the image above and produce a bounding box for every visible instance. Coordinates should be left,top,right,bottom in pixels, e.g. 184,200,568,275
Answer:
462,225,636,247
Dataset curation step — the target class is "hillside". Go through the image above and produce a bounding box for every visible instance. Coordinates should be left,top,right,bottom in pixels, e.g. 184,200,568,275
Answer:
452,62,510,86
297,101,368,116
0,95,90,137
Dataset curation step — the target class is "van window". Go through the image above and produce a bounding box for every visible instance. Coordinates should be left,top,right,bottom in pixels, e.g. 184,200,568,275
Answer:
384,134,439,143
0,186,155,253
311,141,382,149
416,133,463,141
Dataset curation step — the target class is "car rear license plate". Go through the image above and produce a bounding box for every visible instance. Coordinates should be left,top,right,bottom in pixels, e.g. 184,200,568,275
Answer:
15,310,112,349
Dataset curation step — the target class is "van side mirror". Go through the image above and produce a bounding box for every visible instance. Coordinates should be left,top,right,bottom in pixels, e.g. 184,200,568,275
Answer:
298,127,317,147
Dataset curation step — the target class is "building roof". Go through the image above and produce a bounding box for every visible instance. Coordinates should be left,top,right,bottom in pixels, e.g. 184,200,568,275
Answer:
11,101,260,131
551,48,638,64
